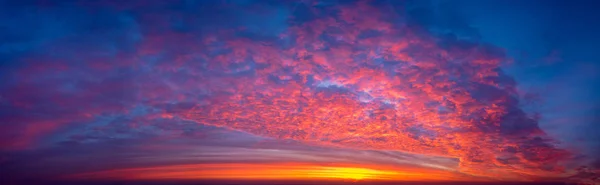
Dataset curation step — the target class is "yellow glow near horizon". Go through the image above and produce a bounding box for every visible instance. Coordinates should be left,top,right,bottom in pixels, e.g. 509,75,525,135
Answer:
65,163,476,182
291,166,400,180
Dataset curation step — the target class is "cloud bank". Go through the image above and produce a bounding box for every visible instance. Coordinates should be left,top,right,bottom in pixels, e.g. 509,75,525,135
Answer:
0,0,597,184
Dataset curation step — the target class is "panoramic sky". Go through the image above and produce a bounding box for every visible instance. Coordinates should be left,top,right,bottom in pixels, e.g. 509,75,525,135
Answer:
0,0,599,184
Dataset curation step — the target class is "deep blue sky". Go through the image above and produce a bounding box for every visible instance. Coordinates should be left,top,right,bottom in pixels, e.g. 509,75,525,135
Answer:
404,0,600,161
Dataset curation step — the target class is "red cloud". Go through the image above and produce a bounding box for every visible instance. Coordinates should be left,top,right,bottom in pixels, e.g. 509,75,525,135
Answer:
0,0,574,182
169,1,570,180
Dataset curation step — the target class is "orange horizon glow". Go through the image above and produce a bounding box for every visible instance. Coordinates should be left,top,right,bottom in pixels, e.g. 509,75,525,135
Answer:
64,163,483,182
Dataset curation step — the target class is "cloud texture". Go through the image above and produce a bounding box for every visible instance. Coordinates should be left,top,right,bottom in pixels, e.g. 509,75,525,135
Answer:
0,0,598,184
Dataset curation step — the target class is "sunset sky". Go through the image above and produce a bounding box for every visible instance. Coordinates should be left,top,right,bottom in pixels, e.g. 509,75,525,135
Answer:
0,0,599,184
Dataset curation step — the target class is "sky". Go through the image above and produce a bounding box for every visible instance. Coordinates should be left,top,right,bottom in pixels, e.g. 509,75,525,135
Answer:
0,0,599,184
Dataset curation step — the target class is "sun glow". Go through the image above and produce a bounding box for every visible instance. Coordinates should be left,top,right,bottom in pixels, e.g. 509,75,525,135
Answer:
293,166,399,180
65,163,472,181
